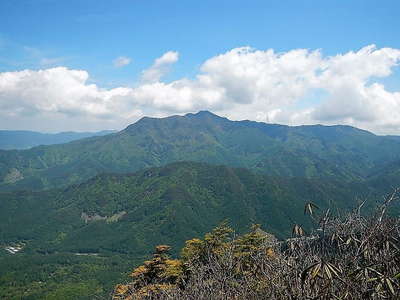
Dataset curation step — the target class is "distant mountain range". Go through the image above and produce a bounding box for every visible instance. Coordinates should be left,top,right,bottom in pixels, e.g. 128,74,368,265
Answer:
0,130,115,150
1,111,400,191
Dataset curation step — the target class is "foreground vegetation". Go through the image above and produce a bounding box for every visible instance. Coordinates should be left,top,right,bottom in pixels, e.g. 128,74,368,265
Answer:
113,190,400,299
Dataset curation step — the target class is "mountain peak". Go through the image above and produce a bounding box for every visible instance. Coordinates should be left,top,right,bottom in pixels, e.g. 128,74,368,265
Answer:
185,110,224,119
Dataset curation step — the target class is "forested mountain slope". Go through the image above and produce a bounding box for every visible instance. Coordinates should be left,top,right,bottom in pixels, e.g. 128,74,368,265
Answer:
0,161,395,258
1,111,400,191
1,161,398,299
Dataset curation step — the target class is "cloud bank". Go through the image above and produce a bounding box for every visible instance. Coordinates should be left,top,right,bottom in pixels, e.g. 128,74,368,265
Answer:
0,45,400,133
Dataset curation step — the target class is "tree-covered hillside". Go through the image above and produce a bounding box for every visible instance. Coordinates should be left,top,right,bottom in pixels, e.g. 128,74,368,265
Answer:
0,161,398,299
1,111,400,191
1,112,400,299
0,161,395,258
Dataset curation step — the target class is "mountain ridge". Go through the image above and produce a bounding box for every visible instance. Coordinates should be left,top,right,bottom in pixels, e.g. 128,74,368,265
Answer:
1,111,400,191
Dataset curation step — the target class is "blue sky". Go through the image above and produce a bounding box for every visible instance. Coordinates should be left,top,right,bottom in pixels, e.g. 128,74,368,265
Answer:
2,0,399,83
0,0,400,133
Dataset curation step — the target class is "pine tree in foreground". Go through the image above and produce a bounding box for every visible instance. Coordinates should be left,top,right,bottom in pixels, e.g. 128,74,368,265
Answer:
113,189,400,299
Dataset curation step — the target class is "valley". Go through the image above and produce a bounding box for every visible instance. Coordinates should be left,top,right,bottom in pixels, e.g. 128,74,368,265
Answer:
1,112,400,299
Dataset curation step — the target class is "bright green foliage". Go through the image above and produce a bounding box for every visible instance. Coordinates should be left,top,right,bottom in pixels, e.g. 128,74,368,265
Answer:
1,111,400,298
0,252,139,299
2,111,400,191
1,161,391,260
0,160,399,298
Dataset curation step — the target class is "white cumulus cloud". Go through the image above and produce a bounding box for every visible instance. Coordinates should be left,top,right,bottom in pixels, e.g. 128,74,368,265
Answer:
113,56,131,68
0,46,400,133
141,51,179,82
